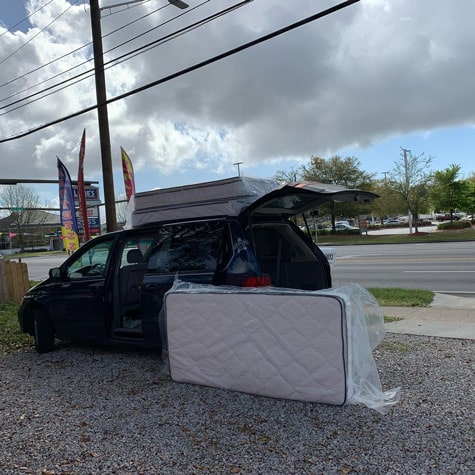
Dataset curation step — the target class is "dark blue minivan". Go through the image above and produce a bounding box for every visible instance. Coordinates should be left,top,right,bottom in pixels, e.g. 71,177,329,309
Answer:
18,178,377,353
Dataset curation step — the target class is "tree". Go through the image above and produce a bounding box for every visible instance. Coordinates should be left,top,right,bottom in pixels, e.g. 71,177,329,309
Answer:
301,156,375,229
465,173,475,219
370,178,407,222
0,185,43,251
115,192,130,229
274,166,302,184
431,164,471,221
390,149,433,233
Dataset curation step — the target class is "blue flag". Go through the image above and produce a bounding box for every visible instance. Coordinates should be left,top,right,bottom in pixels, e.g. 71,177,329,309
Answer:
57,157,80,254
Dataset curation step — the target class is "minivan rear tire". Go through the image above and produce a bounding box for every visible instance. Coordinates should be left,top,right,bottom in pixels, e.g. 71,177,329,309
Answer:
34,308,55,353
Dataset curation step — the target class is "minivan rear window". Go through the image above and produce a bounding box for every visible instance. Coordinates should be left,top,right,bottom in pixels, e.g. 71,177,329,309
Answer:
254,194,316,214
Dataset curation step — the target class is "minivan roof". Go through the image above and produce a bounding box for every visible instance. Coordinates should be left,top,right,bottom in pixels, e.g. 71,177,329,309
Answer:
129,177,378,226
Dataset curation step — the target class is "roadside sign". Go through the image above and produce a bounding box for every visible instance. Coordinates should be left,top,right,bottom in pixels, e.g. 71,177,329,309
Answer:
359,215,368,234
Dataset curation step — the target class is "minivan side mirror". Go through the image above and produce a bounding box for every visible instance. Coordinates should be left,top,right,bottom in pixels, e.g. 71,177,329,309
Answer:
49,267,62,280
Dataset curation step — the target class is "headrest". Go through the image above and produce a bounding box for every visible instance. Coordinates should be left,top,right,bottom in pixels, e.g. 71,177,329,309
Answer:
127,248,143,264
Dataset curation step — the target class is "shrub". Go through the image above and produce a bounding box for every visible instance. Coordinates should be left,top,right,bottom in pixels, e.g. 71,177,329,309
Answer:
437,220,472,230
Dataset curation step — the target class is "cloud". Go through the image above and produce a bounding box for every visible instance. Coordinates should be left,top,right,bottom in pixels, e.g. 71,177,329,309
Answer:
0,0,474,187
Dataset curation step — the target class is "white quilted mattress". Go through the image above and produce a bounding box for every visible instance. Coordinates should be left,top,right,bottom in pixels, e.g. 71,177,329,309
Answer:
163,289,347,405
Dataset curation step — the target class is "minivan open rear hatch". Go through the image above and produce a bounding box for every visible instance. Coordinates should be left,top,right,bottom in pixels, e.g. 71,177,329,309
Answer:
241,181,379,218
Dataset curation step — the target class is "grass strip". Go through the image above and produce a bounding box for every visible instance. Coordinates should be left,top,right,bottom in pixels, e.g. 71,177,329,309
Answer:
0,302,33,354
368,287,434,307
317,227,474,245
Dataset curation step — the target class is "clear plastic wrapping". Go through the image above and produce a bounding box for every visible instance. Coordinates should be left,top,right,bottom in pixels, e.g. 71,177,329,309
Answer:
127,176,279,227
160,280,400,414
322,284,401,413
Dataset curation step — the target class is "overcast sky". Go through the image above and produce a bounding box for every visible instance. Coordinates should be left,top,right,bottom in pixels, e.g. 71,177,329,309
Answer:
1,0,474,208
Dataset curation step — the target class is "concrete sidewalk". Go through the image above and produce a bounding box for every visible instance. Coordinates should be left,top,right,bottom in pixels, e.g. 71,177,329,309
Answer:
383,293,475,340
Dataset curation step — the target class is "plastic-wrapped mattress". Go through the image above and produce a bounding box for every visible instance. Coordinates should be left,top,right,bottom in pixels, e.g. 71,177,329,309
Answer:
129,176,278,226
161,282,400,414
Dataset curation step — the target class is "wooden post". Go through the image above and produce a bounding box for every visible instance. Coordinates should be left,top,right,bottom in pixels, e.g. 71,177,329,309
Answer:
0,259,29,304
0,258,8,303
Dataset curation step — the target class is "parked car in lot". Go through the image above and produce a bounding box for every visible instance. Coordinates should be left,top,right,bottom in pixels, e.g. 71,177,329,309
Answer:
333,223,360,231
434,213,460,222
335,220,354,227
18,177,377,353
382,218,403,225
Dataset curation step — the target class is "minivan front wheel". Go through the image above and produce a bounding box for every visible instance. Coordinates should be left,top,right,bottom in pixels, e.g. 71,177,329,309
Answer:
34,309,55,353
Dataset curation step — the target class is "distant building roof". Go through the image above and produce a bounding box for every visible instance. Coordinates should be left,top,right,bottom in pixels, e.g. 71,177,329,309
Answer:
0,210,60,230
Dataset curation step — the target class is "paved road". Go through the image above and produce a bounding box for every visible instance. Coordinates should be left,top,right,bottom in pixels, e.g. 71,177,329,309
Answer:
13,240,475,295
18,253,68,281
331,241,475,294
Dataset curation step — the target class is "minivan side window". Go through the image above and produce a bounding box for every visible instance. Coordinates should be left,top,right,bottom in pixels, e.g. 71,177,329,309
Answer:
145,221,225,274
119,237,155,269
66,239,114,279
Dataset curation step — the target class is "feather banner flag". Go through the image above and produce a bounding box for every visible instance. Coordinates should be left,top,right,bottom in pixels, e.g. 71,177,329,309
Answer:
121,147,136,202
57,157,80,255
77,129,90,241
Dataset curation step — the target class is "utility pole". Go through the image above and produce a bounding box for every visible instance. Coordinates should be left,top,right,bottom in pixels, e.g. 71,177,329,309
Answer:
90,0,117,232
234,162,243,176
89,0,188,232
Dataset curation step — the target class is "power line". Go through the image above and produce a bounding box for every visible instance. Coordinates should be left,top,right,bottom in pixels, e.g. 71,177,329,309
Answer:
100,0,152,18
0,69,96,117
0,54,93,110
0,0,168,93
0,0,203,110
0,0,82,67
0,0,360,144
113,0,241,63
0,42,90,94
102,0,208,58
0,0,241,116
0,0,56,39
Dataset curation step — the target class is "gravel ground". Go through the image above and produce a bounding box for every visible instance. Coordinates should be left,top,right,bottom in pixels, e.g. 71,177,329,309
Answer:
0,334,473,475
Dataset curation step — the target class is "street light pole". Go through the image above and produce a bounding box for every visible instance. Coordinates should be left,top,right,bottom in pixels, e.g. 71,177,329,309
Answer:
90,0,117,232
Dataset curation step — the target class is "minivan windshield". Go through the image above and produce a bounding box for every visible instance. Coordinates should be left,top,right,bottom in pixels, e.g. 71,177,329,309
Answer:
66,239,114,279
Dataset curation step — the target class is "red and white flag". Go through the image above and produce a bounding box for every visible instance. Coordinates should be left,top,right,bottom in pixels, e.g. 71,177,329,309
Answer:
77,129,90,241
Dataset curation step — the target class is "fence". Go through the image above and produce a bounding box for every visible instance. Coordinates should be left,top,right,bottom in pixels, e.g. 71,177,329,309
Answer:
0,257,30,304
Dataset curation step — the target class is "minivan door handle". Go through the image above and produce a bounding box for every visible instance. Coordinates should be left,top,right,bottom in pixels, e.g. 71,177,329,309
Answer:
143,283,160,291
